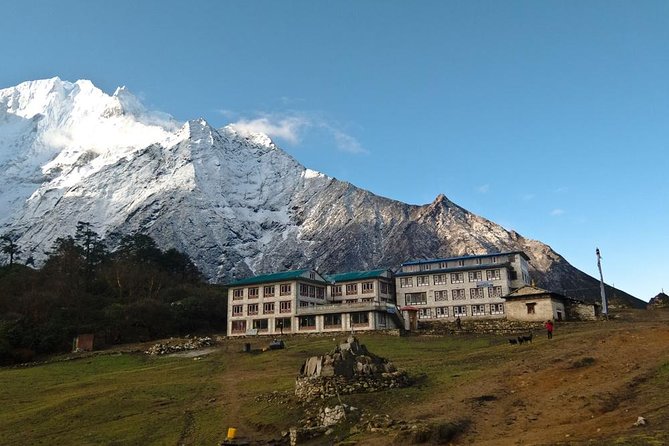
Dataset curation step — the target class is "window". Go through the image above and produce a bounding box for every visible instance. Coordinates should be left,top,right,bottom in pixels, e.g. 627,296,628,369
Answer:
308,286,316,298
405,292,427,305
263,302,275,314
486,269,501,280
309,272,316,280
434,290,448,301
526,303,536,314
247,304,258,315
453,305,467,316
468,271,483,282
351,312,369,326
451,273,464,284
231,320,246,333
324,314,342,327
451,289,466,300
279,300,292,313
299,315,316,329
346,283,358,295
316,287,325,299
419,263,432,271
263,285,275,297
232,305,243,316
416,276,429,286
490,303,504,315
362,298,373,303
476,258,482,265
471,305,486,316
436,307,449,318
470,288,484,299
380,282,389,294
299,301,310,307
438,262,448,269
275,317,291,331
418,308,432,319
345,299,358,304
399,277,413,288
248,287,259,298
233,289,243,299
457,260,465,266
300,284,308,296
362,282,374,293
433,274,447,285
252,319,268,331
280,284,292,296
402,264,419,273
492,257,498,264
332,285,342,297
488,286,503,298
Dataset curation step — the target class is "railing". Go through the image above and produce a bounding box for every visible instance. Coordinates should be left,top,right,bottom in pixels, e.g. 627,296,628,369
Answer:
296,301,397,315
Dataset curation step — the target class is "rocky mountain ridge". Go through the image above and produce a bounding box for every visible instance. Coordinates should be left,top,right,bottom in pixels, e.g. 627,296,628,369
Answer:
0,78,644,308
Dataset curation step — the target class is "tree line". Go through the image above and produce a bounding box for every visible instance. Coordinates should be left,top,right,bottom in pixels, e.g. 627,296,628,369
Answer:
0,223,227,365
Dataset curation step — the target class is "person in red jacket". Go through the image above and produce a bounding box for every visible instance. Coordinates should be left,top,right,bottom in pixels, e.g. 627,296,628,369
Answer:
545,320,554,339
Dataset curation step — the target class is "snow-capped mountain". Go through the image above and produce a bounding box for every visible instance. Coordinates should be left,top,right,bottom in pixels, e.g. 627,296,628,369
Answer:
0,78,642,307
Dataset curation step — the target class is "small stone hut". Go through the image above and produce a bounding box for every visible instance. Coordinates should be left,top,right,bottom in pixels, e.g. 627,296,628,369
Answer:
504,285,599,321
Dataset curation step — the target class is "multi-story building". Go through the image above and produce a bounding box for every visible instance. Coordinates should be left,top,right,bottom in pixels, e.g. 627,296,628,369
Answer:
394,252,531,321
227,269,329,336
226,268,402,336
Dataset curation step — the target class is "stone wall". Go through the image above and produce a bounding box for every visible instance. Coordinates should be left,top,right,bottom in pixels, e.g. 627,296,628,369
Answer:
418,318,544,335
295,372,411,402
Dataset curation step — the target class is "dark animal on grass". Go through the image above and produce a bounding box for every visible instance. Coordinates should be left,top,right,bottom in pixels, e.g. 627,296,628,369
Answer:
508,338,518,345
517,336,525,345
521,333,533,344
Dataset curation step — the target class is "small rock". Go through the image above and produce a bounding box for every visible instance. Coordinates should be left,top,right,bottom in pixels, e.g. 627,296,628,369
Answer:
633,416,646,427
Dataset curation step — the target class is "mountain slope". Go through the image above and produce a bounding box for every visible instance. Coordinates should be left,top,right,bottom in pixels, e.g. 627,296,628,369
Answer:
0,78,644,308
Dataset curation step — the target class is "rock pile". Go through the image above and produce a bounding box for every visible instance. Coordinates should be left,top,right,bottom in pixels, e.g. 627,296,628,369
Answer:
145,336,214,355
295,335,410,402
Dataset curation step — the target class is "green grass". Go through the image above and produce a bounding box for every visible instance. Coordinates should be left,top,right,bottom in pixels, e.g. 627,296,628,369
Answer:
1,325,667,445
0,334,490,445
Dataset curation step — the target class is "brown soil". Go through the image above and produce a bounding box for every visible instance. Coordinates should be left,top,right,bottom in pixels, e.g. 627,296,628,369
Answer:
366,309,669,445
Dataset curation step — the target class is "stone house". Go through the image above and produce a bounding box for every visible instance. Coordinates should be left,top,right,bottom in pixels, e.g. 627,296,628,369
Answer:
504,285,599,321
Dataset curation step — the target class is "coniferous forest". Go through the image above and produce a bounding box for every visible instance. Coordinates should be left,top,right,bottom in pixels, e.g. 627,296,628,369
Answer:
0,223,227,365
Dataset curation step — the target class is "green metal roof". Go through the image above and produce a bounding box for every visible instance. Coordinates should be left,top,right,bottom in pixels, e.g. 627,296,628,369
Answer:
226,269,326,287
324,269,390,283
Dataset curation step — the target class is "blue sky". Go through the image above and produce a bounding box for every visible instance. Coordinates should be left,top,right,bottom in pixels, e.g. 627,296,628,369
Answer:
2,1,668,301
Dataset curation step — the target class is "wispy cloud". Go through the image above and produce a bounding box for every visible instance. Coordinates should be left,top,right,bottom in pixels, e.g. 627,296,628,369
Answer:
227,110,367,154
550,208,565,216
522,193,535,201
477,184,490,193
230,115,309,144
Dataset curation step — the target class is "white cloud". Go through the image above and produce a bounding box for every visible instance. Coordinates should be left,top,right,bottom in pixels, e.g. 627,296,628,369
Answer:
522,193,535,201
550,208,565,216
228,111,367,154
477,184,490,193
230,115,310,144
329,127,368,154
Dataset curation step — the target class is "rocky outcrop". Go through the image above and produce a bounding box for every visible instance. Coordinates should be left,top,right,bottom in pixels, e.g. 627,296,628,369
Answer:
647,292,669,309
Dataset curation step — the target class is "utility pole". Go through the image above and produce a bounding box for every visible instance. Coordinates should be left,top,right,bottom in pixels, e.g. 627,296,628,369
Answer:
596,248,608,318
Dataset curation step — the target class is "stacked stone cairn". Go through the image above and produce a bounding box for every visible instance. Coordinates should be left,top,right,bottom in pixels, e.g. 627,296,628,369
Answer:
295,335,410,402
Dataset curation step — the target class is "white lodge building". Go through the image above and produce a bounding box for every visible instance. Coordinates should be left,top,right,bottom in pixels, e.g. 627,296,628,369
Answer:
394,252,531,321
226,269,402,337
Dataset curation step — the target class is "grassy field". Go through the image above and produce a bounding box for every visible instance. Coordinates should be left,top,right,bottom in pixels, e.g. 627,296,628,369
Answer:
1,310,668,445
